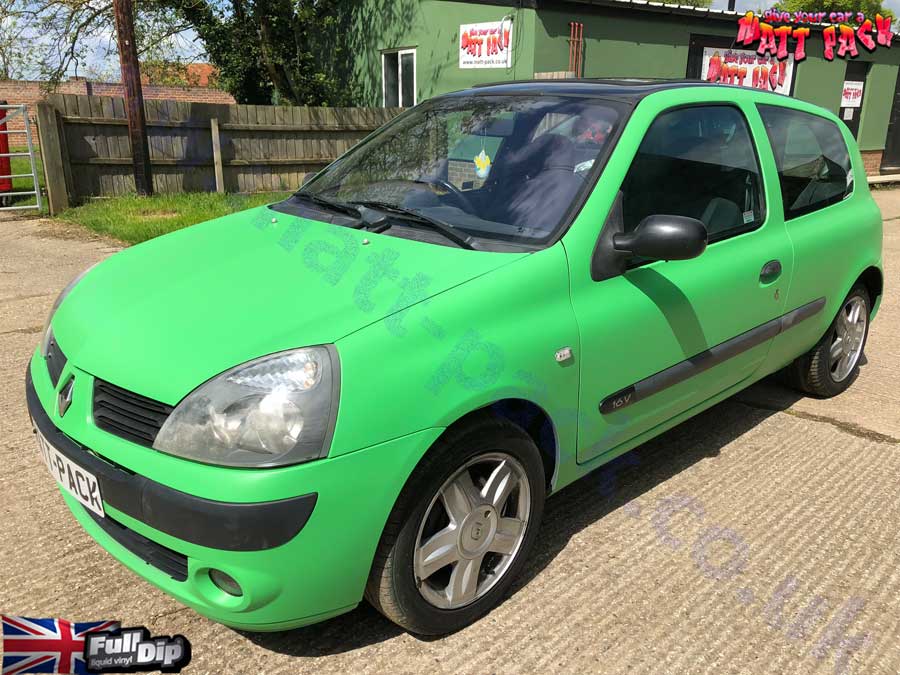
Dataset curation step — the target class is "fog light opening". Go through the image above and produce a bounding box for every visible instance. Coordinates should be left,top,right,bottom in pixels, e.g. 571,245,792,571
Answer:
209,569,243,597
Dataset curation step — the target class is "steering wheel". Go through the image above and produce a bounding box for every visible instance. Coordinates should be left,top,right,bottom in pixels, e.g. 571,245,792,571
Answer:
417,178,476,213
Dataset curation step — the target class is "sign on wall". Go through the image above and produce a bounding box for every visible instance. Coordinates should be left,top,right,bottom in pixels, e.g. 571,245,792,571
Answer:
459,20,513,69
700,47,794,95
841,80,864,108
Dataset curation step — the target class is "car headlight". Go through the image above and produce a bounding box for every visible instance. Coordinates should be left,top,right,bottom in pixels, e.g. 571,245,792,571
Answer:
41,263,99,357
153,346,340,468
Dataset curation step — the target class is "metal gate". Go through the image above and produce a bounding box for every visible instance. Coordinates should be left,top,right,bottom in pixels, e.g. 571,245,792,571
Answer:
0,104,43,211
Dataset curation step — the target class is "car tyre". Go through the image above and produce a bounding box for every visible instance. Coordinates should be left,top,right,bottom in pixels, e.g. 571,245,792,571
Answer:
365,414,546,635
783,283,871,398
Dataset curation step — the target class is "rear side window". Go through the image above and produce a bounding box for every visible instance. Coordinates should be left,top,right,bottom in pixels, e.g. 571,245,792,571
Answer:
620,105,764,243
757,105,853,220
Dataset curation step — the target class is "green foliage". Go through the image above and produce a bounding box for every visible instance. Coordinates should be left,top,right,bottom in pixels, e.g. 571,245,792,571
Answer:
661,0,712,7
145,0,360,105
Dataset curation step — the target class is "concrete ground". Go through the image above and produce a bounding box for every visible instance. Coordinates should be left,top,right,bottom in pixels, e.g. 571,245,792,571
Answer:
0,193,898,675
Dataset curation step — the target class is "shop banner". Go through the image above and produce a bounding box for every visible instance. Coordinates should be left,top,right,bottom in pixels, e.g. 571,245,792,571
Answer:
460,20,513,69
700,47,794,95
841,80,864,108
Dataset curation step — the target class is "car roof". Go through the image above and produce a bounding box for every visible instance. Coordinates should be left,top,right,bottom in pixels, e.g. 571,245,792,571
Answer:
442,78,792,104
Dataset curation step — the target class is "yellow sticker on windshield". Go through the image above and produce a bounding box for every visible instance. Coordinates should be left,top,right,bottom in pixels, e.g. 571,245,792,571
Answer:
474,149,492,179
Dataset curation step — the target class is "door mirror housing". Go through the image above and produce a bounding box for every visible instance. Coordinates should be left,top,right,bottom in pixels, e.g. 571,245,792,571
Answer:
612,215,708,261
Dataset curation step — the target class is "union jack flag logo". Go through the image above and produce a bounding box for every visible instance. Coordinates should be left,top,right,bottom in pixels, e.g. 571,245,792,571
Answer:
1,616,120,675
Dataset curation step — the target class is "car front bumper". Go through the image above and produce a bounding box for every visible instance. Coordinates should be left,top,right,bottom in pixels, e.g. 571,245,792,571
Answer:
26,350,442,631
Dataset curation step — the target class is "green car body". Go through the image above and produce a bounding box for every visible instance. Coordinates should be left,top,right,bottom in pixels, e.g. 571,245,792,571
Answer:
27,81,883,632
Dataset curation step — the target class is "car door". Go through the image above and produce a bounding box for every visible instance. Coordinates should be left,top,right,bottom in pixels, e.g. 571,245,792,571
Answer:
754,103,877,372
562,93,795,465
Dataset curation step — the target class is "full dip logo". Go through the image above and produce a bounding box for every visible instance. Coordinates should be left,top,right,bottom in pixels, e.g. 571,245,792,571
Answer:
84,627,190,673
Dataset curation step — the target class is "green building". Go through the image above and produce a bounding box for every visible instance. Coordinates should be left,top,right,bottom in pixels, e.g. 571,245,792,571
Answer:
350,0,900,174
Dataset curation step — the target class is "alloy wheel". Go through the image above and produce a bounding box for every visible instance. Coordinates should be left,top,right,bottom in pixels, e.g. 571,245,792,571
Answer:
829,295,868,383
414,452,531,610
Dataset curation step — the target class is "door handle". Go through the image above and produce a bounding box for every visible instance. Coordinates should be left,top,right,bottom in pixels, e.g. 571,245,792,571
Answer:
760,260,782,283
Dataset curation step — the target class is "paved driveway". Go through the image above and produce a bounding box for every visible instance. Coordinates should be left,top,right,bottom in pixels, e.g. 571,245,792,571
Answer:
1,194,898,674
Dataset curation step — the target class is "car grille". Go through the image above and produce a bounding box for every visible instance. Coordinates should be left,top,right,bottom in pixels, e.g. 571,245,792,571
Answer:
92,379,173,447
45,335,67,387
86,508,188,581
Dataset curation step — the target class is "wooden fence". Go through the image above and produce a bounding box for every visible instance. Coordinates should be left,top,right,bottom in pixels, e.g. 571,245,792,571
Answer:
36,94,404,214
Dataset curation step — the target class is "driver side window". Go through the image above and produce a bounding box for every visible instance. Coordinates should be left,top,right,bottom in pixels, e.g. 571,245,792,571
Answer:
620,105,765,244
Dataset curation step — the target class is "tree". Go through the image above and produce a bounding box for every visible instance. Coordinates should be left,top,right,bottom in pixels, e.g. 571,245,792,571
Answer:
6,0,360,105
163,0,360,105
0,9,37,79
5,0,199,86
661,0,712,7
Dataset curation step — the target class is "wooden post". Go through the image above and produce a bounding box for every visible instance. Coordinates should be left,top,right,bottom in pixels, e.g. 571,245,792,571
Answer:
210,117,224,193
112,0,153,195
35,102,70,214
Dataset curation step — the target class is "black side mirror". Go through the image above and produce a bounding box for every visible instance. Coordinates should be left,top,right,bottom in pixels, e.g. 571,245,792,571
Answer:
612,215,707,261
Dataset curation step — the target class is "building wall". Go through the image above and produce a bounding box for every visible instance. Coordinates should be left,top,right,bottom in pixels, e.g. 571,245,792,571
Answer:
791,56,844,111
349,0,537,107
534,7,733,78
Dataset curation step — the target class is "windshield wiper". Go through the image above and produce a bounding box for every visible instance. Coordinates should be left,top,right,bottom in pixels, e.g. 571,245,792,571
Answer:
293,192,363,222
348,200,476,250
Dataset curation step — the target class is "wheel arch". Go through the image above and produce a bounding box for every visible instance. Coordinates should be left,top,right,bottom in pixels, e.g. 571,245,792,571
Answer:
858,265,884,310
456,398,559,493
391,397,561,512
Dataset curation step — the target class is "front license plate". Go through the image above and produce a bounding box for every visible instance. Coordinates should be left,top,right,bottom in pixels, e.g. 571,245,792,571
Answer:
35,428,105,518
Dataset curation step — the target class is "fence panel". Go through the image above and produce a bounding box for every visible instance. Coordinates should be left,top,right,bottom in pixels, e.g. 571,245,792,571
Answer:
41,93,403,208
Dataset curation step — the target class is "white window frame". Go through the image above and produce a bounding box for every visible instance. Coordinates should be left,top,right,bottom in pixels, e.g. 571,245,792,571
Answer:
381,48,417,108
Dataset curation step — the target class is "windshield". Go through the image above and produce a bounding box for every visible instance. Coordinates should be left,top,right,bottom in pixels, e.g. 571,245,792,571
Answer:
299,94,621,246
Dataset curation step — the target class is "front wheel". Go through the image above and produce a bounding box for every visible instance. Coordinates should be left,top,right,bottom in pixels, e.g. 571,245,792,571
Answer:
784,284,871,397
365,416,545,635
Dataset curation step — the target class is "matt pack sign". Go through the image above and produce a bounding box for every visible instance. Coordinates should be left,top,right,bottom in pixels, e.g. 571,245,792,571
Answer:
701,47,795,94
459,20,513,69
841,80,864,107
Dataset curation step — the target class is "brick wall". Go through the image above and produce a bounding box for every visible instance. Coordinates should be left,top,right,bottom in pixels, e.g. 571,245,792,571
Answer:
0,79,235,145
860,150,884,176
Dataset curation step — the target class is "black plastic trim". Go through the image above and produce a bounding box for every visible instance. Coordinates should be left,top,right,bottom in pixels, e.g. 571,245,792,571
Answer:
45,335,67,388
93,379,173,448
86,508,188,581
26,369,318,552
599,297,826,414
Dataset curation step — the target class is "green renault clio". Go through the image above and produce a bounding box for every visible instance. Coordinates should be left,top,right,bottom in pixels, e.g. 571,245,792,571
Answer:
27,80,883,635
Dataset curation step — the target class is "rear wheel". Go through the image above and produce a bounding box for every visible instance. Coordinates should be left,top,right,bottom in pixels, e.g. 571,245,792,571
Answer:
365,416,545,635
784,284,870,397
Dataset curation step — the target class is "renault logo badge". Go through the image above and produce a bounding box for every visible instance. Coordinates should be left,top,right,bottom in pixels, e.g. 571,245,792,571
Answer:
58,377,74,417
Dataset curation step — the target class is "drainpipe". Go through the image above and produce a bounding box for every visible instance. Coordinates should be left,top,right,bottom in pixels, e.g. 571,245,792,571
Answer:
568,21,584,77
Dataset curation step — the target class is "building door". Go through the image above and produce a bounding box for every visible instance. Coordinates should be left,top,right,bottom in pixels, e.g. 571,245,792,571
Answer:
880,68,900,173
686,34,735,79
839,60,869,138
